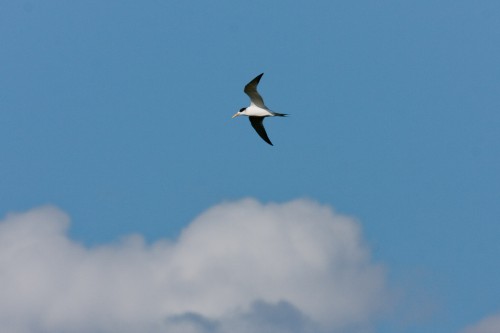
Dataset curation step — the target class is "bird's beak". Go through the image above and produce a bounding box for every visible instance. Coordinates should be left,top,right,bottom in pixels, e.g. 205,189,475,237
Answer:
231,112,240,119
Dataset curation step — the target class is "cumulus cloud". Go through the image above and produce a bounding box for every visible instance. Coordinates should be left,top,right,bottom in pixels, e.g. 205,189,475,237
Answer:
0,199,391,333
461,312,500,333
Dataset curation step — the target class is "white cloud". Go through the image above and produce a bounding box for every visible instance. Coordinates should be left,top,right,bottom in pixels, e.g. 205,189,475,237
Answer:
462,312,500,333
0,199,391,333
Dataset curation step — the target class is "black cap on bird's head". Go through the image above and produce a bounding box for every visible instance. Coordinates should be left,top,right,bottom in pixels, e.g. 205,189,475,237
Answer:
232,107,247,118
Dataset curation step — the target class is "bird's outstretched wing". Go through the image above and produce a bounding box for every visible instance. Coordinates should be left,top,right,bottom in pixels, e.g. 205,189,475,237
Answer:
244,73,266,108
249,116,273,146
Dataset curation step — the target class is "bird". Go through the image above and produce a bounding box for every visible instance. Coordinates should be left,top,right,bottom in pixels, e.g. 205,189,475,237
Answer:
232,73,287,146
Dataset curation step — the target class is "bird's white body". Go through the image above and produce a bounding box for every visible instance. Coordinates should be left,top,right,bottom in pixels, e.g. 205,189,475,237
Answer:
240,105,274,117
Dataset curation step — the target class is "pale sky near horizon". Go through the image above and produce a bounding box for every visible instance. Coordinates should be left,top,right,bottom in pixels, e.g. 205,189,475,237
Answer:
1,1,500,333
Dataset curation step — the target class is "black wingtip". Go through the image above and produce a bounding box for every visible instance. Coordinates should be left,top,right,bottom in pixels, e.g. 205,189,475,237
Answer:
260,135,274,146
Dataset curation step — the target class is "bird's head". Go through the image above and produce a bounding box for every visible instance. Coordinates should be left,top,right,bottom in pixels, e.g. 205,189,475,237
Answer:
231,107,246,118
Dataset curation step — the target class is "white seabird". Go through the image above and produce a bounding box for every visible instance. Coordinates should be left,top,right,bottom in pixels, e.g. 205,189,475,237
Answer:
232,73,287,146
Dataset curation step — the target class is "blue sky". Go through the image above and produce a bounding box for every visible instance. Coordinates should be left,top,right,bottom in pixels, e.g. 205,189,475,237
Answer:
1,1,500,332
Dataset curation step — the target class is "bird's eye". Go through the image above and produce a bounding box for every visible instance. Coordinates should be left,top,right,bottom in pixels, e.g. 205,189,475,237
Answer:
239,108,246,112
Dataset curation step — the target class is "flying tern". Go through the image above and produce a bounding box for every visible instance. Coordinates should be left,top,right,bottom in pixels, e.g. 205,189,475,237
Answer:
232,73,287,146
